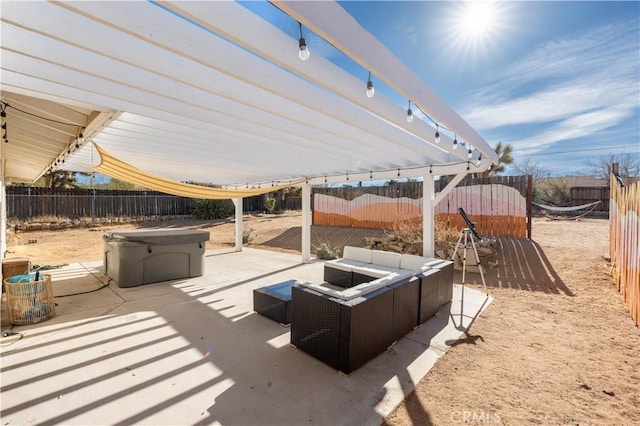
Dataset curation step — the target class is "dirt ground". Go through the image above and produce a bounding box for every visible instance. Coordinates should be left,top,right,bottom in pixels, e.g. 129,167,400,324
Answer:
5,214,640,425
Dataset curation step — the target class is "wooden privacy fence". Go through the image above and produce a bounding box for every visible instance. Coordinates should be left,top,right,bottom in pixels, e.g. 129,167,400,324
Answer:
571,186,610,212
435,176,532,239
313,176,532,238
6,187,192,219
313,182,423,229
6,187,302,220
609,174,640,327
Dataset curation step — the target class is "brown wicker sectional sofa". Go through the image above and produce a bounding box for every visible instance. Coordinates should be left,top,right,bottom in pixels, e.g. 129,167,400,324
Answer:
291,247,453,374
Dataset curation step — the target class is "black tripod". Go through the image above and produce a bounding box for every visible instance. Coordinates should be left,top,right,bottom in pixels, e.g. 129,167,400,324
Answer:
452,228,487,291
452,208,487,291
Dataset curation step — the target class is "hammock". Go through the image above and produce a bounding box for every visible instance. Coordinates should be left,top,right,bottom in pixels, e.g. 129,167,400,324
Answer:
533,200,601,220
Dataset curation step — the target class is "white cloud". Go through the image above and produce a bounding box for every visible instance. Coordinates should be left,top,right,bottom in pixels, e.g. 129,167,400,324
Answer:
464,77,638,129
460,19,639,154
514,107,635,155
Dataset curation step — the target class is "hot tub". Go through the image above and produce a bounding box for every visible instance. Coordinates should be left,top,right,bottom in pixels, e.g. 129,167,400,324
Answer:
103,229,210,288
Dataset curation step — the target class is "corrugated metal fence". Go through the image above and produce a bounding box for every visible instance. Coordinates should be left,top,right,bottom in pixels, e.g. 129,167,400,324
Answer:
609,174,639,327
312,176,532,238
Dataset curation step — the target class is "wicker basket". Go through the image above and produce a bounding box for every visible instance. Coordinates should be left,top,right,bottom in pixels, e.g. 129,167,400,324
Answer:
2,258,31,289
4,274,55,325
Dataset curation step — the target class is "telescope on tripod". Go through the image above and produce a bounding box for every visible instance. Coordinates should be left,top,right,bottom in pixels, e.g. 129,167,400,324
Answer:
452,208,487,291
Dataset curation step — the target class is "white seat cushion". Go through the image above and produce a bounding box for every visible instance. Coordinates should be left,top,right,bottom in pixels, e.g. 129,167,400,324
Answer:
325,258,369,272
298,270,418,301
340,271,414,300
351,264,398,278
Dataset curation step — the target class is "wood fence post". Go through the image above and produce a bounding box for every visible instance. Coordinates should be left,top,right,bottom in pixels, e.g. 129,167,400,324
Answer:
526,174,533,239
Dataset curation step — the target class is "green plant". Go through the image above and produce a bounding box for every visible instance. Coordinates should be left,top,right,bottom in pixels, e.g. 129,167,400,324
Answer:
191,199,234,220
243,228,254,245
264,197,276,214
538,180,571,206
315,243,340,260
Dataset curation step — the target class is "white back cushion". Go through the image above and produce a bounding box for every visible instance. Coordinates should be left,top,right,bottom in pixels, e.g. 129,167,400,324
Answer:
400,254,428,270
342,246,372,263
371,250,402,268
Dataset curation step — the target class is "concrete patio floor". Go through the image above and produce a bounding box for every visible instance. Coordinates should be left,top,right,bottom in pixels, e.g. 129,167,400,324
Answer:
1,248,492,426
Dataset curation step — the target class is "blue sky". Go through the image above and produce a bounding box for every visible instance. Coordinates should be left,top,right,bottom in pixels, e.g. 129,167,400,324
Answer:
242,1,639,177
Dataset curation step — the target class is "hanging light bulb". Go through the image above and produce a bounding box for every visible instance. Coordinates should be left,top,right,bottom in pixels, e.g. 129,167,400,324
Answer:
406,100,413,122
75,130,84,148
298,22,310,61
453,134,458,150
467,145,474,159
434,124,440,143
366,71,375,98
475,152,482,167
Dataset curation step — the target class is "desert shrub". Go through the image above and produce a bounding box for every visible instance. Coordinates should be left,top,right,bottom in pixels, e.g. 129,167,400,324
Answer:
264,197,276,214
537,180,571,206
243,228,254,245
315,243,340,260
384,218,460,258
385,218,422,244
435,220,461,258
191,199,234,220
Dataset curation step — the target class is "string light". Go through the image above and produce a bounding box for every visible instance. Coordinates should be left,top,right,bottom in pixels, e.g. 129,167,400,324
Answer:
366,71,375,98
2,101,88,165
434,124,440,144
406,100,413,123
298,22,310,61
76,129,85,148
452,134,458,150
1,103,7,143
467,145,473,159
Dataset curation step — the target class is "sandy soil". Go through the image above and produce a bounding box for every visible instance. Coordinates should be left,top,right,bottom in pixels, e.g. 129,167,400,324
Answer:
6,212,306,266
5,215,640,425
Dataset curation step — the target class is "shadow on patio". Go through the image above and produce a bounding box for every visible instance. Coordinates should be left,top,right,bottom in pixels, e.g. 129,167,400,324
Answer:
456,237,573,296
0,248,490,425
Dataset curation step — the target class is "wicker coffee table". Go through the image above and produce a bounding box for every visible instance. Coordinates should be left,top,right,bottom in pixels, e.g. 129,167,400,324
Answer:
253,280,296,325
